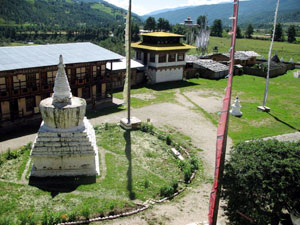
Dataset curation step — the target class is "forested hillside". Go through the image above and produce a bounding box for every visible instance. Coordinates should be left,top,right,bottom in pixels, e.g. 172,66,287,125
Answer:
0,0,141,27
143,0,300,27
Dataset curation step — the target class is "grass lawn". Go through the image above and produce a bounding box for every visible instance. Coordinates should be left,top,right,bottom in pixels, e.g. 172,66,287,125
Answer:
188,36,300,62
0,124,198,224
113,69,300,144
184,70,300,143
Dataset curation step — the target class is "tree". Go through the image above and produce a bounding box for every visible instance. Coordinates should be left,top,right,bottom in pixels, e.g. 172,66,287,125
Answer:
236,26,243,38
157,18,170,31
144,17,156,31
274,23,283,42
287,25,296,43
197,15,207,29
131,22,140,42
222,140,300,225
245,24,254,38
210,19,223,37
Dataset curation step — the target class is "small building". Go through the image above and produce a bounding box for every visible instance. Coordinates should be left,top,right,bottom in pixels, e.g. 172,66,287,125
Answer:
185,55,229,79
205,51,261,66
106,58,144,89
131,32,195,83
0,42,123,125
180,17,199,27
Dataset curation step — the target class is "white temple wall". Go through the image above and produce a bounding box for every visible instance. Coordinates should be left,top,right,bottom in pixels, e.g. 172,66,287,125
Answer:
155,67,183,83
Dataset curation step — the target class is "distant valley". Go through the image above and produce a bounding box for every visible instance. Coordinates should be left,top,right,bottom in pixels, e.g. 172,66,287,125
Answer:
143,0,300,26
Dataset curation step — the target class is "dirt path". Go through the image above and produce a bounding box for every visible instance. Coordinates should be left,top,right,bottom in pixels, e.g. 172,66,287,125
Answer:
1,93,230,224
90,94,231,224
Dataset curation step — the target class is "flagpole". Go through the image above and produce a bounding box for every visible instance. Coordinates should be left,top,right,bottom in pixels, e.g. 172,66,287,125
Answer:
258,0,280,112
125,0,132,124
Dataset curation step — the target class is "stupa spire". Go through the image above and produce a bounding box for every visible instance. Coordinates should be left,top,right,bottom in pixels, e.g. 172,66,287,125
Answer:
52,55,72,105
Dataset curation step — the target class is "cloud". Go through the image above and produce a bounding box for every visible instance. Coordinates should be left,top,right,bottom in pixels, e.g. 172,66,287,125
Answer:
104,0,149,15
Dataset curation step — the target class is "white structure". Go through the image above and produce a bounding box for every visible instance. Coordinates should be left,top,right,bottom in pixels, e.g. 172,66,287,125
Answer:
294,70,300,78
30,55,100,177
132,32,195,84
230,96,243,117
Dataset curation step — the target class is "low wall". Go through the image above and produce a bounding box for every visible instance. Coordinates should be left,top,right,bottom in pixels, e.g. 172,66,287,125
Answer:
243,66,287,78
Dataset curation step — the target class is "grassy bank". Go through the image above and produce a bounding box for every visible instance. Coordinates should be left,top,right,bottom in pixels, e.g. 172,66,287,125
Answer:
0,124,199,224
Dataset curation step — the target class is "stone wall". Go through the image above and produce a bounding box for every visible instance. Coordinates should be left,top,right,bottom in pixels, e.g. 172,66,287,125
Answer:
243,65,287,78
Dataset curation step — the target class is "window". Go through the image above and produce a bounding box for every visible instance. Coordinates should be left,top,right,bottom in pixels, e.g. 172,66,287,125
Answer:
0,77,6,92
92,66,97,77
101,65,106,75
136,51,142,60
168,53,176,62
82,87,90,99
47,71,56,85
150,53,156,63
177,53,185,61
13,74,27,90
159,54,167,63
76,67,86,80
26,96,35,112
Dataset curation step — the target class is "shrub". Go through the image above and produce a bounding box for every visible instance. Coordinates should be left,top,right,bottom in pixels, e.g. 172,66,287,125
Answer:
189,156,199,171
5,149,17,160
160,185,174,198
222,140,300,225
0,217,12,225
140,123,154,134
166,135,172,145
81,206,90,219
68,211,77,221
144,179,150,188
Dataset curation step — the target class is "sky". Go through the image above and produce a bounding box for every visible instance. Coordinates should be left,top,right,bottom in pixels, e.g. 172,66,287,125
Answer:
104,0,241,16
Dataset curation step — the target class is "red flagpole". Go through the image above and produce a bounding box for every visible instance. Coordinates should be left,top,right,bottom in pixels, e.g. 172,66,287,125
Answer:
208,1,239,224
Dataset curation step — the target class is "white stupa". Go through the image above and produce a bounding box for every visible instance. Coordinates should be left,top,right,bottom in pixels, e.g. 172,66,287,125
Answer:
30,55,99,177
230,96,243,117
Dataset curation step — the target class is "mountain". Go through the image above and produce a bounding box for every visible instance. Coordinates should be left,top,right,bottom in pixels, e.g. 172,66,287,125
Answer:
0,0,142,28
142,0,300,26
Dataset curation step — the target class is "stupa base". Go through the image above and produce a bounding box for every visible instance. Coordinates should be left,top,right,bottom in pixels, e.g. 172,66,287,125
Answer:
30,118,100,178
120,117,141,130
257,106,270,112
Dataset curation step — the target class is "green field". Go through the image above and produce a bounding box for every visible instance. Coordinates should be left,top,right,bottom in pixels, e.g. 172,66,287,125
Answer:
0,124,198,224
113,69,300,143
188,36,300,62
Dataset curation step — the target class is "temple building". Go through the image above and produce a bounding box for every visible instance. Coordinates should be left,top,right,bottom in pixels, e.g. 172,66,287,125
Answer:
132,32,195,83
0,42,142,127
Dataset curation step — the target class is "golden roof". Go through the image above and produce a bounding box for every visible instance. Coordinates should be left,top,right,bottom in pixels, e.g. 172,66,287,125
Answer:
141,32,184,37
131,42,195,51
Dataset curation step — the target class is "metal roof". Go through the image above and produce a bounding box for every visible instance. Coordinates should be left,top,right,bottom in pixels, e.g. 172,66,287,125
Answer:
106,58,144,71
0,42,123,72
131,42,195,51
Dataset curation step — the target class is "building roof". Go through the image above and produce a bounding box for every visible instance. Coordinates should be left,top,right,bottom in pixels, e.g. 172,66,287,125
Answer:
223,51,261,60
186,55,229,72
0,42,123,72
242,51,261,57
106,58,144,71
131,42,195,51
141,32,184,37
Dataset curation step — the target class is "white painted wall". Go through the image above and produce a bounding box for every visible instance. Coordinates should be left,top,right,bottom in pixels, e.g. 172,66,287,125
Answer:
156,67,183,83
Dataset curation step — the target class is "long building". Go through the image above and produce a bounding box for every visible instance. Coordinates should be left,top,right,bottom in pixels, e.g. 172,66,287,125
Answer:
0,42,124,125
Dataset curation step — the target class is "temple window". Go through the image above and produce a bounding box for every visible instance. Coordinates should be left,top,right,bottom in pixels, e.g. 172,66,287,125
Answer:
159,54,167,63
168,53,176,62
